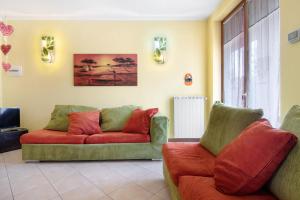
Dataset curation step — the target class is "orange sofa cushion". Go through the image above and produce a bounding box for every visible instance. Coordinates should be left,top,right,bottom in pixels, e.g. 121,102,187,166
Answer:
123,108,158,134
85,132,151,144
179,176,277,200
214,119,298,195
20,130,87,144
68,111,102,135
162,142,215,186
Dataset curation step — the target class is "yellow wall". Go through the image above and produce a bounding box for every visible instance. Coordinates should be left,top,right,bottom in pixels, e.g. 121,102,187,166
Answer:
280,0,300,118
2,21,208,133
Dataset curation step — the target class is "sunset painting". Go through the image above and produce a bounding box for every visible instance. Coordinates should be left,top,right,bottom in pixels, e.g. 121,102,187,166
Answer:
74,54,137,86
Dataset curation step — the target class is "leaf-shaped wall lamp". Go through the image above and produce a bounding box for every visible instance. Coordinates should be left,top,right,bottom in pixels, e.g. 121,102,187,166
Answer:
153,37,167,64
41,36,55,63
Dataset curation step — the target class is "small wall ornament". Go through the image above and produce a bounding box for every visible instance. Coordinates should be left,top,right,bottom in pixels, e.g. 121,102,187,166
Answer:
0,20,14,72
184,73,193,86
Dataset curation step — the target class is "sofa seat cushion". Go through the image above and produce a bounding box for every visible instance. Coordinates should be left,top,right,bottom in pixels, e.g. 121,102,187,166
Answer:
162,142,215,186
20,130,87,144
178,176,277,200
85,132,151,144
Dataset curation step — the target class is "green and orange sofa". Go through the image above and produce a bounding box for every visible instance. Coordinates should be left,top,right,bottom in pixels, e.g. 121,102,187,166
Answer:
163,103,300,200
20,105,168,161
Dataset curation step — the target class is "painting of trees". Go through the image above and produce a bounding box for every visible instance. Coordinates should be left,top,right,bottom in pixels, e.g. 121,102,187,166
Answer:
80,58,97,71
74,54,137,86
112,57,136,67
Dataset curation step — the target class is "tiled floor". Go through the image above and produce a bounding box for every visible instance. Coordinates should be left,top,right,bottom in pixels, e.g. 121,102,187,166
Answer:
0,150,171,200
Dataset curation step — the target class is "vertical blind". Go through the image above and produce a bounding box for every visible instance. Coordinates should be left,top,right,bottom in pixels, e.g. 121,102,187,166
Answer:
222,0,280,126
223,7,245,107
248,0,280,126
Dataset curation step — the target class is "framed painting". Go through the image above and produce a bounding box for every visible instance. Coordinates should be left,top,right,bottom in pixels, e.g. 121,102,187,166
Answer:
74,54,137,86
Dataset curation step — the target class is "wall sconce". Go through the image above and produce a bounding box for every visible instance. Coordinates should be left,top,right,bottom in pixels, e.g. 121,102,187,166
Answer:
41,36,55,63
153,37,167,64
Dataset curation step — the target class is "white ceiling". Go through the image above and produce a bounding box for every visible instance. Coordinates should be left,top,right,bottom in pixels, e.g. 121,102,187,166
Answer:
0,0,222,20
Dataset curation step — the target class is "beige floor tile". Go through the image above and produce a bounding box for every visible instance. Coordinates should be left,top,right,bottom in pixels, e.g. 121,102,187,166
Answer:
0,154,4,164
99,196,113,200
99,161,136,173
1,150,168,200
86,170,133,194
50,197,62,200
69,161,105,172
135,172,166,193
3,150,24,164
148,195,163,200
0,162,7,179
73,163,110,179
113,163,154,182
6,163,42,182
39,163,77,184
61,185,106,200
109,183,153,200
10,173,49,195
0,176,13,200
132,161,163,175
14,182,59,200
52,171,95,195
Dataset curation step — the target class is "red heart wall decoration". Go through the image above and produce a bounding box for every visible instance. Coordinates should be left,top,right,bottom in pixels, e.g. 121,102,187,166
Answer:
0,22,5,32
0,22,14,72
2,62,11,72
0,24,14,36
1,44,11,55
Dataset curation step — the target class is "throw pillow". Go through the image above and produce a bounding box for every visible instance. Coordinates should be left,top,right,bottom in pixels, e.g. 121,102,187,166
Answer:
68,111,102,135
123,108,159,134
214,119,298,195
45,105,98,131
200,102,263,155
101,105,139,131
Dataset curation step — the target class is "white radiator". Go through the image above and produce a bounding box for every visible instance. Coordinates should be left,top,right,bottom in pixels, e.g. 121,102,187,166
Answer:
174,96,206,138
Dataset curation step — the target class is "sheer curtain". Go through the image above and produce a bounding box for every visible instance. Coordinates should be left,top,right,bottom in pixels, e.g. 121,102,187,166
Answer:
223,8,245,107
247,0,280,126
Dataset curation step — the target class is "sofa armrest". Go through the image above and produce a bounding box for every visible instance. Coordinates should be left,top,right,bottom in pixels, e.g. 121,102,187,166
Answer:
150,115,168,145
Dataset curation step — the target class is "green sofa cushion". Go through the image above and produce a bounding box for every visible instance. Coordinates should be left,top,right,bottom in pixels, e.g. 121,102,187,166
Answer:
101,105,138,132
45,105,98,131
200,103,263,155
269,105,300,200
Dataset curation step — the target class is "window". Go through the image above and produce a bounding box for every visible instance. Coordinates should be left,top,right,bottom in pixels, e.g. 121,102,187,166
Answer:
222,0,280,126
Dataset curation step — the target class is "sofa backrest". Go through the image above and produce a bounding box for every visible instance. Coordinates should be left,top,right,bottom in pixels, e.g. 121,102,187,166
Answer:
44,105,99,131
200,103,263,155
269,105,300,200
